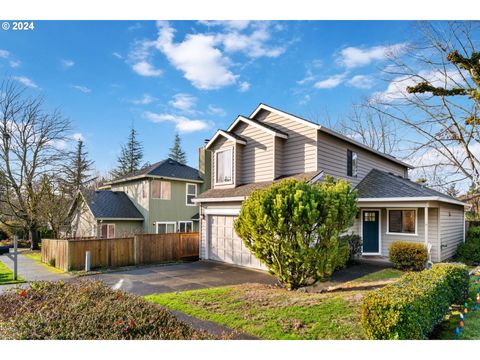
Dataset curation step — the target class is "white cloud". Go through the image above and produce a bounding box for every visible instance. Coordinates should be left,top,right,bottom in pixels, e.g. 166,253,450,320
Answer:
347,74,375,89
154,22,237,90
128,22,142,31
169,93,197,112
72,133,84,141
112,52,123,59
238,81,250,92
199,20,251,31
314,74,346,89
9,60,20,68
71,85,91,93
61,59,75,69
0,49,9,58
207,105,226,117
13,76,38,88
299,94,311,105
337,43,407,69
131,94,157,105
132,61,162,77
144,111,210,133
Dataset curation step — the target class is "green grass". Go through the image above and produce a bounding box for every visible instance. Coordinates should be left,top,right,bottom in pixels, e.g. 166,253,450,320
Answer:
0,260,24,285
349,268,404,283
145,284,366,339
431,275,480,340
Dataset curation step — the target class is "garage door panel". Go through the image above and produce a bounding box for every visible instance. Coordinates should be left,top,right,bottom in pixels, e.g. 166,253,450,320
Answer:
208,214,265,270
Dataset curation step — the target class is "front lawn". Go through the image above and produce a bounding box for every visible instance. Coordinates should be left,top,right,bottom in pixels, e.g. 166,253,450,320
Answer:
0,261,24,285
146,283,366,339
349,268,404,283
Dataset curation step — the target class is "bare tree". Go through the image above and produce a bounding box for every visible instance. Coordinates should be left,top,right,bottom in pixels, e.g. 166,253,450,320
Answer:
368,21,480,191
336,103,401,155
0,80,71,249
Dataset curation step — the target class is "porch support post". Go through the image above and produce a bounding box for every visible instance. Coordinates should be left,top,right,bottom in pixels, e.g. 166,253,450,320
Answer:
424,206,429,247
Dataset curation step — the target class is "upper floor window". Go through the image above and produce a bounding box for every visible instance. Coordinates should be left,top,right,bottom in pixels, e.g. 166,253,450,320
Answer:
347,149,358,178
186,183,197,206
216,148,233,184
152,180,171,200
387,209,416,235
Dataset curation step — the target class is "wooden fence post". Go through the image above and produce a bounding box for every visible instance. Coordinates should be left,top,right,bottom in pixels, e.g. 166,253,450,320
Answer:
134,235,138,265
67,240,72,272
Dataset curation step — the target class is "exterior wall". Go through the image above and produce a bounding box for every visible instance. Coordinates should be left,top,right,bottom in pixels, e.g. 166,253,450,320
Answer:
146,178,200,233
254,109,317,174
352,207,441,262
198,147,212,193
111,179,149,232
317,131,408,186
71,200,96,238
274,137,284,179
439,204,465,261
102,221,143,238
230,121,274,184
209,137,237,189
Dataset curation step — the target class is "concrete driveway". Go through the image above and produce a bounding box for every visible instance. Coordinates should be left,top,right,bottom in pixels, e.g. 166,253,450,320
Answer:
91,261,277,296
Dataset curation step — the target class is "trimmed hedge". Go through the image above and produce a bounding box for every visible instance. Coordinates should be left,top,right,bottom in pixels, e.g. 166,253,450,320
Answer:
0,281,214,340
389,241,428,271
455,226,480,265
361,263,469,339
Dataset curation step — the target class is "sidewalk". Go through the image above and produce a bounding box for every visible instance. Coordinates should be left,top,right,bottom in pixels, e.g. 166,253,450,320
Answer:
0,253,70,282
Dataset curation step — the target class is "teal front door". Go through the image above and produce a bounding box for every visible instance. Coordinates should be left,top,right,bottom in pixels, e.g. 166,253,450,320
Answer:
362,210,379,253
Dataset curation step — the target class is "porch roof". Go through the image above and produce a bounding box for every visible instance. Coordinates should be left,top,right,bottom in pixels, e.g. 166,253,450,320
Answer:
355,169,467,207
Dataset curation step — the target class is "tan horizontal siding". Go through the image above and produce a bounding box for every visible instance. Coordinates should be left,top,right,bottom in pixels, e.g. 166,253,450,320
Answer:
254,110,317,174
440,204,464,260
317,131,407,186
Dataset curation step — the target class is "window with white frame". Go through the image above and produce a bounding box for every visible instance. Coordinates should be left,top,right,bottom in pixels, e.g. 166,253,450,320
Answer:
156,222,176,234
178,221,193,233
152,180,171,200
216,148,233,184
347,149,358,177
100,223,115,238
186,183,197,205
388,209,416,234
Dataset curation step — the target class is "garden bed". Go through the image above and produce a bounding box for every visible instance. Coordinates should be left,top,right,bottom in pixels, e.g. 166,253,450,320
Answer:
0,281,216,340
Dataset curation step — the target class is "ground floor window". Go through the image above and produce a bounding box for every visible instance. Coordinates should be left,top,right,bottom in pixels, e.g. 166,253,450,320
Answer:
156,222,176,234
178,221,193,233
100,223,115,238
387,209,416,234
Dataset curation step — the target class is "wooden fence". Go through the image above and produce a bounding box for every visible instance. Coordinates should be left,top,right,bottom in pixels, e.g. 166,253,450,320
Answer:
41,232,199,271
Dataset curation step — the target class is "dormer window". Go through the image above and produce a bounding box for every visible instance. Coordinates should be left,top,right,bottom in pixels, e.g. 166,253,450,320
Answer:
216,148,233,184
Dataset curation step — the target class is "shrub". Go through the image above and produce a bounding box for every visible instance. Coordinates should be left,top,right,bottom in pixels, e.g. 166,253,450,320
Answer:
341,234,362,263
0,281,213,340
361,263,469,339
335,237,350,270
389,241,428,271
234,177,357,290
455,226,480,265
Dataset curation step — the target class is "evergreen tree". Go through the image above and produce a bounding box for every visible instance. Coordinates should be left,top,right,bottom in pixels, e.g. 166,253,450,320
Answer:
112,126,144,178
169,133,187,164
63,139,94,195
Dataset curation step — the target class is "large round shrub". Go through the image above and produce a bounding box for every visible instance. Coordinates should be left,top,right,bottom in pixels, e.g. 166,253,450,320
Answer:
234,177,357,290
455,226,480,265
389,241,428,271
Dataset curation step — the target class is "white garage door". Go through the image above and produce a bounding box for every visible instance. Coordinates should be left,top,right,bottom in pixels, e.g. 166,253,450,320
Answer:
208,215,265,270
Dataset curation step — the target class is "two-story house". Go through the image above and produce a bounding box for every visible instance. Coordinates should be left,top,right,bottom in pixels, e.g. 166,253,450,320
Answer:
194,103,467,270
70,158,205,238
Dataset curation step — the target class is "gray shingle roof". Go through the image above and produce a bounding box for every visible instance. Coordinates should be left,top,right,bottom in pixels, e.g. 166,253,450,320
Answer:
195,171,321,200
355,169,459,201
83,190,144,220
109,158,203,184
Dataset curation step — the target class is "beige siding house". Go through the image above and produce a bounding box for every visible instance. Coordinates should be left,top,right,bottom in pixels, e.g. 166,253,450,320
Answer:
194,103,467,270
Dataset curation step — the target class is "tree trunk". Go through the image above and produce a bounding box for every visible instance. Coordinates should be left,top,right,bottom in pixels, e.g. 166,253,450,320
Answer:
30,227,40,250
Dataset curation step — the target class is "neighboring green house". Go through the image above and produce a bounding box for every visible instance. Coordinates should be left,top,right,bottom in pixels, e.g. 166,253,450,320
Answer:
69,158,206,238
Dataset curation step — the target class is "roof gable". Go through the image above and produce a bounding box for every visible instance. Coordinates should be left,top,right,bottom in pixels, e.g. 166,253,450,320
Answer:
227,115,289,139
81,190,144,220
205,129,247,149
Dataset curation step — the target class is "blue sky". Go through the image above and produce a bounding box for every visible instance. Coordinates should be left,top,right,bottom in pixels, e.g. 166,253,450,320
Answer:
0,20,415,173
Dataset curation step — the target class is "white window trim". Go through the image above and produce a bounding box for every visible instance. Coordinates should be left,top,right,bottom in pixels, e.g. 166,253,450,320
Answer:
360,209,382,255
178,220,193,233
347,149,358,178
101,223,115,239
155,221,177,234
185,183,198,206
151,180,171,200
214,147,234,185
386,208,418,236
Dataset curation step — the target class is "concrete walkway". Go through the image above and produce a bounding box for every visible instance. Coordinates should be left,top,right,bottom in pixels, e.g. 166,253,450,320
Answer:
0,253,70,290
